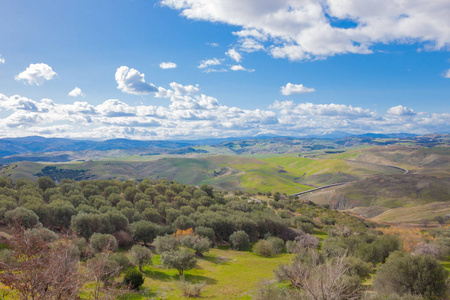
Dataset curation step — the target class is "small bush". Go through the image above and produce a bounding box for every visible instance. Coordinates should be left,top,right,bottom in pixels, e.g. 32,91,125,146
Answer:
195,226,216,246
266,237,284,254
286,232,319,253
113,230,133,248
297,222,314,234
253,240,275,257
180,235,211,256
374,251,448,299
110,253,130,272
90,233,118,253
5,207,39,229
229,231,250,251
123,268,144,290
175,275,206,297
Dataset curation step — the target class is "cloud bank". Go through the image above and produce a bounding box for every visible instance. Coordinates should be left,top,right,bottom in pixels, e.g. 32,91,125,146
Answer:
161,0,450,61
0,82,447,139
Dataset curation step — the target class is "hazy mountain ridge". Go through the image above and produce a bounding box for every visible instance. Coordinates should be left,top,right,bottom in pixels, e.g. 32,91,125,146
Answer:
0,133,444,164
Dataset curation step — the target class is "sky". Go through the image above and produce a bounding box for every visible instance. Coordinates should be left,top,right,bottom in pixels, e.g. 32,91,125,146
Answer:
0,0,449,140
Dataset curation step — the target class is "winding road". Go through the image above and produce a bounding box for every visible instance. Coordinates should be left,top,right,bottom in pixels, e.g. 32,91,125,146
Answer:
290,161,409,197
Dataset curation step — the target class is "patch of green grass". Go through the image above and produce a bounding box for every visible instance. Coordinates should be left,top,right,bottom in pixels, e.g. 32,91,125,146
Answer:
124,249,292,299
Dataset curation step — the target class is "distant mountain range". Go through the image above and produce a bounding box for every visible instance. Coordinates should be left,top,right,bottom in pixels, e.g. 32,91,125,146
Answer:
0,133,427,158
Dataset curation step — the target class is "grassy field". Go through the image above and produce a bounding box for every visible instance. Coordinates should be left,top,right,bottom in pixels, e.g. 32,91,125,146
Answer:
124,249,292,299
371,202,450,223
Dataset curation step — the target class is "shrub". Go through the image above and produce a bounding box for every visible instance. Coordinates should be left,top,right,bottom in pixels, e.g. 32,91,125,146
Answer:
160,250,196,275
90,233,118,253
123,268,144,290
253,240,275,257
5,207,39,229
175,275,206,297
26,227,57,243
412,243,440,259
154,234,180,254
180,235,211,256
374,251,448,299
113,230,134,248
286,232,319,253
110,253,130,272
297,222,314,234
195,226,216,246
130,245,152,272
266,237,285,254
229,231,250,251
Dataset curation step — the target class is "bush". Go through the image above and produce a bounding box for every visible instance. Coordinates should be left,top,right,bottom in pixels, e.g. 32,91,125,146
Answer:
297,222,314,234
229,231,250,251
113,230,134,248
110,253,130,272
286,232,319,253
266,237,285,254
412,243,440,259
175,275,206,297
130,245,152,272
374,251,448,299
123,268,144,290
154,234,180,254
195,226,216,246
90,233,118,253
180,235,211,256
253,240,275,257
26,227,57,243
161,250,196,275
5,207,39,229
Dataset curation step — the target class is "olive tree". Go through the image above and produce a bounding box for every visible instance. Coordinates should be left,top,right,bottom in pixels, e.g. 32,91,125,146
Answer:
130,245,152,272
161,250,197,275
374,251,448,299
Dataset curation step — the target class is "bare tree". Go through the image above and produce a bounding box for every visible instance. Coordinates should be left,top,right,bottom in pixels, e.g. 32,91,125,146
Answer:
275,250,361,300
86,251,129,300
0,228,85,300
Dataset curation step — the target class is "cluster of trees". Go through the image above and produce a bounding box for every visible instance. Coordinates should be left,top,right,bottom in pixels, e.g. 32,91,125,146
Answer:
0,176,298,247
0,176,448,299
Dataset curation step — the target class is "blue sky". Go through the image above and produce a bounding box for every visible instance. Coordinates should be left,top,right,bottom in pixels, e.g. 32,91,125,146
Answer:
0,0,449,139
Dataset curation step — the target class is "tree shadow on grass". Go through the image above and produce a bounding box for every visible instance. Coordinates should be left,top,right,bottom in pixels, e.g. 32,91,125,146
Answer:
143,269,217,285
143,269,175,282
183,273,218,285
201,254,231,265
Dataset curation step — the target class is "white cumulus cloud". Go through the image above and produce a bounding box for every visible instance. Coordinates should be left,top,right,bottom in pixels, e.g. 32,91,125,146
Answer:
281,83,315,95
0,55,4,64
226,48,242,62
386,105,416,116
160,62,177,69
115,66,158,95
161,0,450,61
198,58,222,69
230,65,254,72
68,87,85,98
15,63,57,85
